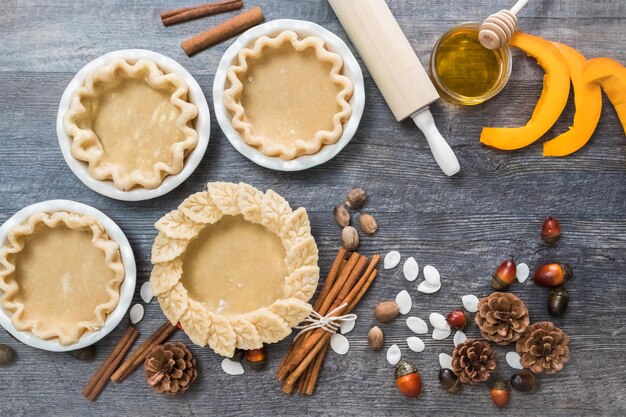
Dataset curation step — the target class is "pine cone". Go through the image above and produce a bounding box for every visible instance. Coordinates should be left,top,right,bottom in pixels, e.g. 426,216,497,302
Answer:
475,292,529,345
516,321,570,374
144,342,197,395
451,339,496,384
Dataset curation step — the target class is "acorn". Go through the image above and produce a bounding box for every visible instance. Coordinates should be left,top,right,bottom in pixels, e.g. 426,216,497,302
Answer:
244,347,267,371
533,263,573,288
394,360,422,398
0,344,15,365
491,259,517,290
446,310,470,331
490,379,510,409
510,370,536,392
541,216,561,245
548,286,570,317
438,368,460,394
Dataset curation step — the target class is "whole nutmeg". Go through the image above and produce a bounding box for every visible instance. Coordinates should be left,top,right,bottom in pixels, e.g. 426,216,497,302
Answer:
0,344,15,365
359,213,378,235
374,300,400,323
346,188,367,209
368,326,384,350
333,205,350,228
341,226,360,251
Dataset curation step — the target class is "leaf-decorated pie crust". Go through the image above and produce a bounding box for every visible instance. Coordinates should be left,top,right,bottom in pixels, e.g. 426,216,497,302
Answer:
150,182,318,357
0,211,124,345
223,31,353,160
63,58,199,191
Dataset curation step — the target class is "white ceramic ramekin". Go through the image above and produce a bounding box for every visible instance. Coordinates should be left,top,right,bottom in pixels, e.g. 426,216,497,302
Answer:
213,19,365,171
56,49,210,201
0,200,136,352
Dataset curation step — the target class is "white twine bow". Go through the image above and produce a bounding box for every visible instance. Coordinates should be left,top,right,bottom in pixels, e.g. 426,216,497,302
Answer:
293,303,357,341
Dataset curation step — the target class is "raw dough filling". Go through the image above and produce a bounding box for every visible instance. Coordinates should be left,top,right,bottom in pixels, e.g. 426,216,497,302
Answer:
0,212,125,346
63,58,199,191
181,215,286,315
224,31,353,160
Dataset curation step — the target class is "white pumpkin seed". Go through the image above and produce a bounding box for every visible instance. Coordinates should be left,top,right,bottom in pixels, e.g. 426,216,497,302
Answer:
453,330,467,346
407,337,425,352
330,333,350,355
384,251,401,269
129,303,144,324
423,265,440,287
140,281,153,304
462,294,479,313
386,344,401,365
340,319,356,335
406,317,428,334
506,351,524,370
395,290,412,314
429,313,450,331
403,257,419,281
417,281,441,294
439,353,453,370
432,328,451,340
516,263,530,283
221,358,244,375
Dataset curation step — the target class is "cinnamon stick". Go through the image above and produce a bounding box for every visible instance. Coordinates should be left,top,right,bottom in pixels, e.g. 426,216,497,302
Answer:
110,321,177,382
83,326,139,401
304,343,329,395
161,0,243,26
312,247,347,312
181,6,264,56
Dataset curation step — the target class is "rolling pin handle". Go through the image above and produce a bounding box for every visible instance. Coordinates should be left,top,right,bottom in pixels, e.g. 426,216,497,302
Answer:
412,109,460,176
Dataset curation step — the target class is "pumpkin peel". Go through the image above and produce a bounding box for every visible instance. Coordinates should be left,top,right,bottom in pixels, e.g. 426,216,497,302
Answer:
584,57,626,136
543,42,602,157
480,32,570,150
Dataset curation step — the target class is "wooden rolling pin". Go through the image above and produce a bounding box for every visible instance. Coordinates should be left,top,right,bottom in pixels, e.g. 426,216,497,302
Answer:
328,0,460,176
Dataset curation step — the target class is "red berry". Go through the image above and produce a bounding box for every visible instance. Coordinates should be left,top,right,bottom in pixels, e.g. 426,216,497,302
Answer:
446,310,469,330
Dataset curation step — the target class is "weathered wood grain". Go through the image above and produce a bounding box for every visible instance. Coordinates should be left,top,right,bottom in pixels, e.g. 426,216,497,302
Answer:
1,0,625,416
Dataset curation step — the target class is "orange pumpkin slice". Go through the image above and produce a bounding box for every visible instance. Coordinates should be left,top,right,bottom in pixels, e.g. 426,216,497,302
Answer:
584,57,626,135
480,32,570,150
543,43,602,156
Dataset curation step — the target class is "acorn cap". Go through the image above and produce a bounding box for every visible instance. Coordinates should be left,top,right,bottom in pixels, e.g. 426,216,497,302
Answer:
394,360,417,379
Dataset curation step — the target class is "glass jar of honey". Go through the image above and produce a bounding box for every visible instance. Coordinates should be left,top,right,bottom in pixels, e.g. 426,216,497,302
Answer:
430,22,512,105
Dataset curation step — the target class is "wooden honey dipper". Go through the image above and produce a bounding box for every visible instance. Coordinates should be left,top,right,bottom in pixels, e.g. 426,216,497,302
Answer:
479,0,530,50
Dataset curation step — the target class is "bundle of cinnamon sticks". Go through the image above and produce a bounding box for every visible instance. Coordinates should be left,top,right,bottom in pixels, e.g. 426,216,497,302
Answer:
276,248,380,395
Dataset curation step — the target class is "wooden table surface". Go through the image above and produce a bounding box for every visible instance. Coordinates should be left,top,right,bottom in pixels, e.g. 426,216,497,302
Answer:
1,1,625,416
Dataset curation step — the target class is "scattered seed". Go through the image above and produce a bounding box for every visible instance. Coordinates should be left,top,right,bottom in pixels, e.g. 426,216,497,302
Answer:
330,333,350,355
432,328,452,340
403,257,419,281
221,358,244,375
453,330,467,347
140,281,153,304
386,344,401,365
439,353,453,370
340,319,356,335
506,351,524,370
417,281,441,294
384,251,401,269
407,337,425,353
129,303,144,324
406,317,428,334
429,313,450,331
423,265,440,287
516,263,530,283
462,294,479,313
395,290,412,314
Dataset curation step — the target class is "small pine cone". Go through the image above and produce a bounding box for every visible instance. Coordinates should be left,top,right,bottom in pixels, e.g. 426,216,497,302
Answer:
516,321,570,374
144,342,197,395
451,339,496,384
475,292,530,345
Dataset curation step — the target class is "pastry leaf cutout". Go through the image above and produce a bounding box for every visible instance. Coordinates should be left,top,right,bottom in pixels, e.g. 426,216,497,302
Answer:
285,237,319,273
237,182,265,223
155,210,202,240
178,191,222,224
261,190,292,235
284,265,320,301
230,318,263,350
179,299,210,346
280,207,311,246
207,312,237,357
268,299,312,328
158,283,188,324
150,259,183,296
151,233,188,264
208,182,240,216
249,309,291,344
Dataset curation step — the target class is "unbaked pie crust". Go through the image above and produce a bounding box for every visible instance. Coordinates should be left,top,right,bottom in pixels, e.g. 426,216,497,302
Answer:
63,58,199,191
223,30,353,160
0,211,125,345
150,182,319,357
